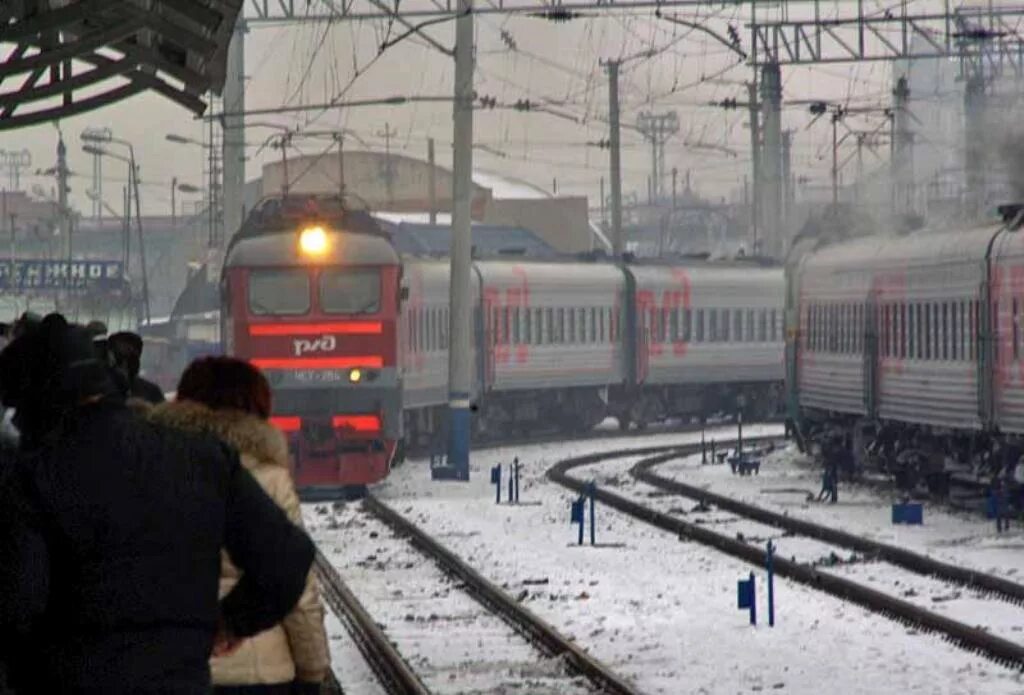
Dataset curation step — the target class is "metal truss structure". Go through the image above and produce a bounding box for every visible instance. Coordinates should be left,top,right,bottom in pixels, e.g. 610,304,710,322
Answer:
0,0,244,130
749,2,1024,79
246,0,756,23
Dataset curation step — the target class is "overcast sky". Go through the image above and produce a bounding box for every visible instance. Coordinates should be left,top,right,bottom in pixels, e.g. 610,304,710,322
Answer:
0,1,991,220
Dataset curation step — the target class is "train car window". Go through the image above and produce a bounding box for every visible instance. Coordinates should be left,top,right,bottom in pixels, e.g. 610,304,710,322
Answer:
720,309,730,342
696,309,705,342
733,310,743,343
510,307,519,345
949,302,955,361
442,309,449,350
887,304,894,357
569,307,578,344
924,304,932,360
746,310,754,343
559,308,567,344
907,304,915,359
759,309,768,344
683,308,692,342
845,305,851,354
320,268,381,315
771,309,779,345
589,308,597,342
941,303,949,361
579,308,588,343
959,301,967,361
248,270,310,316
900,304,907,359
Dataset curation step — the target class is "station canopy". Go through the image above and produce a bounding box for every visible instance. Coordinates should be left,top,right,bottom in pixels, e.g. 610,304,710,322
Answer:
0,0,243,130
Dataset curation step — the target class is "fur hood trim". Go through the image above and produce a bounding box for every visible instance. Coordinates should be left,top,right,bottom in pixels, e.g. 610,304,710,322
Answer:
149,400,288,469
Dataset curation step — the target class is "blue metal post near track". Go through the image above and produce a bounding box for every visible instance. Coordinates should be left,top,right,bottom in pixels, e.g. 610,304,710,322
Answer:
749,571,757,626
508,466,514,503
513,457,520,503
767,540,775,627
490,464,501,504
587,481,596,546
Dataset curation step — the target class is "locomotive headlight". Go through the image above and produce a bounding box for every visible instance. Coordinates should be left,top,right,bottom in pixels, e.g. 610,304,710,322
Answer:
299,226,329,257
348,368,362,383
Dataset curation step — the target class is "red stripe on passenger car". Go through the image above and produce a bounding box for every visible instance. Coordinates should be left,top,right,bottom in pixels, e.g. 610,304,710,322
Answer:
252,356,385,369
270,416,302,432
249,322,382,336
331,415,381,432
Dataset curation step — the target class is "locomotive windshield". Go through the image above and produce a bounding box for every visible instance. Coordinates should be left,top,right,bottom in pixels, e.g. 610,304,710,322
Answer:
320,268,380,315
249,270,310,316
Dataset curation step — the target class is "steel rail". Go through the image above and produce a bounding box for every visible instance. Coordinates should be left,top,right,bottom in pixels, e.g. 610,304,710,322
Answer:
633,455,1024,606
547,442,1024,670
362,493,643,695
314,552,430,695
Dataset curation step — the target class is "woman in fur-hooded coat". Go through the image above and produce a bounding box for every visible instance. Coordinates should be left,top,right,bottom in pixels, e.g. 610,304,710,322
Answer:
150,357,330,694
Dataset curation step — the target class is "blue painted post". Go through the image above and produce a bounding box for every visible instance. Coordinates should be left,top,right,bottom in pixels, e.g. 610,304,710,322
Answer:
577,497,585,545
584,481,597,546
490,464,501,504
508,467,514,503
767,540,775,628
749,571,757,626
737,411,744,459
701,429,707,464
711,439,716,464
513,457,520,503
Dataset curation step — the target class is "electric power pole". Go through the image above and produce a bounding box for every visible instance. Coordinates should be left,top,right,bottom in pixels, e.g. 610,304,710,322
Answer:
427,138,437,225
378,122,398,205
445,0,474,478
637,111,679,202
605,59,623,257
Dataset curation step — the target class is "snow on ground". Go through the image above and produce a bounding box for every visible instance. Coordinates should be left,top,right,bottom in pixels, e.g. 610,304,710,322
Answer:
306,504,595,694
324,610,386,695
656,446,1024,583
574,454,1024,646
321,426,1024,694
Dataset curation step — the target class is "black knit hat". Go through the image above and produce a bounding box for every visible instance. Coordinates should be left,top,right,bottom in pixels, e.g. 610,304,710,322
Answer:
0,313,116,410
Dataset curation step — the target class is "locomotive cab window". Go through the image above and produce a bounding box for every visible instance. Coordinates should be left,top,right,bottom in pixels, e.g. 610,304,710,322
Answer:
249,269,310,316
320,268,381,315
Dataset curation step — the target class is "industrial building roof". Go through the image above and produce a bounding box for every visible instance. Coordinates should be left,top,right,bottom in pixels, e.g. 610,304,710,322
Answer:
381,220,559,259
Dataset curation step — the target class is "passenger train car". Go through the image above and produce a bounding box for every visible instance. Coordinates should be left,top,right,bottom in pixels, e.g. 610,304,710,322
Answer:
786,205,1024,484
222,195,785,498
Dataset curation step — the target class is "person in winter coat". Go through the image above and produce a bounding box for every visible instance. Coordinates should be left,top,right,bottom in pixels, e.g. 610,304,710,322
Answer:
150,356,331,695
107,331,166,404
0,314,316,694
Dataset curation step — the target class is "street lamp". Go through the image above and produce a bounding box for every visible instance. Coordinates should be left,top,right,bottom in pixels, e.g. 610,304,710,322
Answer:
171,179,203,224
81,138,149,323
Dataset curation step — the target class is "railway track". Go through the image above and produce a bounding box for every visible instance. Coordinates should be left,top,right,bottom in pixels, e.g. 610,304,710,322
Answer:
547,440,1024,670
313,494,641,695
315,553,427,695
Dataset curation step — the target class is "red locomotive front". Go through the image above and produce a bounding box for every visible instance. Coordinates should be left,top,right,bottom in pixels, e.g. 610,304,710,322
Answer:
222,197,402,498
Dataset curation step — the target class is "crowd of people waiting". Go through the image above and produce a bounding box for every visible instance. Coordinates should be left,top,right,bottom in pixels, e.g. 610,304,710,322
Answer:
0,312,331,694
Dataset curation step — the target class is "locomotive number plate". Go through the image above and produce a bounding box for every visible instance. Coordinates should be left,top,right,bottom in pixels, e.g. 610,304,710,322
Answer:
293,369,346,384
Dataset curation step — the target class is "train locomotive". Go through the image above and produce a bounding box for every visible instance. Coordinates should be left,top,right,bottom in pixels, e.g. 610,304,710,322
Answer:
785,205,1024,492
223,195,785,498
222,197,403,498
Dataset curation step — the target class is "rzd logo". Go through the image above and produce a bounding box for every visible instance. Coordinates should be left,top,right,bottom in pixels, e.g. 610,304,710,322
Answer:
293,335,337,356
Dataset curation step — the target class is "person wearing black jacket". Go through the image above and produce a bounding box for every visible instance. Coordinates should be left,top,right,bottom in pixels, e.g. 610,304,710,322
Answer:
0,314,316,694
107,330,166,404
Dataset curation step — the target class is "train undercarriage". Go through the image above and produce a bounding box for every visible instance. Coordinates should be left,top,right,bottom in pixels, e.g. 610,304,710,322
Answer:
796,411,1013,506
400,380,784,458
